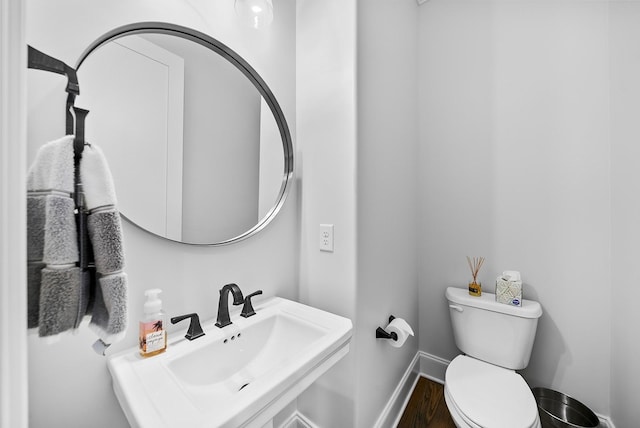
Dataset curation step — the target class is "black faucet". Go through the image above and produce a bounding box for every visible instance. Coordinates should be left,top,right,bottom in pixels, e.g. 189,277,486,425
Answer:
215,283,244,328
171,313,205,341
241,290,263,318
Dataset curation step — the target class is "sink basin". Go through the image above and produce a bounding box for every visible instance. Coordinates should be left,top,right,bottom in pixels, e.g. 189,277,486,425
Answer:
108,297,353,428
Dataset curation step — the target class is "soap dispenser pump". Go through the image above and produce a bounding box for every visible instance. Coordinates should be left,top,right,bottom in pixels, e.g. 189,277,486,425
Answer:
139,288,167,357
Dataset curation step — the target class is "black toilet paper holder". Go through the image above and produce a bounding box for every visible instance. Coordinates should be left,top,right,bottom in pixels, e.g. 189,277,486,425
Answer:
375,315,397,341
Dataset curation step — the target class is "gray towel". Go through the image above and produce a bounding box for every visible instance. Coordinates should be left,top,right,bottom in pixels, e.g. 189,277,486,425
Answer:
81,144,128,345
27,262,45,329
38,266,81,337
86,208,128,343
27,195,46,262
28,193,78,264
27,136,80,336
89,273,128,344
27,137,129,349
43,194,78,265
87,209,125,273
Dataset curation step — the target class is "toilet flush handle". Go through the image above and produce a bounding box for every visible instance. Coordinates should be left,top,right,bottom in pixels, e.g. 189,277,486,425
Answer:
449,304,464,312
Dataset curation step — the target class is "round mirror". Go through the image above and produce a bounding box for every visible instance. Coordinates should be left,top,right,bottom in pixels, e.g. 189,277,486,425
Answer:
75,22,293,245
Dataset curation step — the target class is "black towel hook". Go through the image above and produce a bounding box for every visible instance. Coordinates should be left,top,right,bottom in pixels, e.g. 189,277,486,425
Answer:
27,45,80,135
27,45,79,95
73,107,89,157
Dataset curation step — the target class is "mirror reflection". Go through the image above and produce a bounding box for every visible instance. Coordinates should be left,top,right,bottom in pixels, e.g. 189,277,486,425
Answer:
76,27,291,245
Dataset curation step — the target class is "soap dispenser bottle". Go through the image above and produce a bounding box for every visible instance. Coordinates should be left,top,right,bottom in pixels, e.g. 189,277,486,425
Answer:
139,288,167,357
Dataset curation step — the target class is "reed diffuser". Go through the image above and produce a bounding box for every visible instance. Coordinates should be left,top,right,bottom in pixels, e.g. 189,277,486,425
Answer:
466,256,485,297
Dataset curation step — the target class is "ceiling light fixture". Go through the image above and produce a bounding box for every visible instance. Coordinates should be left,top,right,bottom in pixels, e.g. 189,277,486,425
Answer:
235,0,274,30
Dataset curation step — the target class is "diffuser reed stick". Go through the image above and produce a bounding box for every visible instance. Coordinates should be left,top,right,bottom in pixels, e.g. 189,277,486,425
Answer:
466,256,485,297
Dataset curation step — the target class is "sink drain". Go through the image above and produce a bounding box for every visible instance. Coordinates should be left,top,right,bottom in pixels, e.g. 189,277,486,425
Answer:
238,382,250,391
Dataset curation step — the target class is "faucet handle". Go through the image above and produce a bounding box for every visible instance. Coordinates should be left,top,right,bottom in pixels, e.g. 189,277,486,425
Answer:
170,313,205,341
241,290,263,318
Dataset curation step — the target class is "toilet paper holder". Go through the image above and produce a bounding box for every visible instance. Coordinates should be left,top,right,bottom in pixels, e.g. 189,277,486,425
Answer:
375,315,397,341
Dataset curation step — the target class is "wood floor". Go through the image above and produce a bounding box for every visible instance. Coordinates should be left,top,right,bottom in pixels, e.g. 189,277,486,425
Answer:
397,377,457,428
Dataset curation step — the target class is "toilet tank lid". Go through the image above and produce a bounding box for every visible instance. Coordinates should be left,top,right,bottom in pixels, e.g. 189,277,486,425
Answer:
446,287,542,319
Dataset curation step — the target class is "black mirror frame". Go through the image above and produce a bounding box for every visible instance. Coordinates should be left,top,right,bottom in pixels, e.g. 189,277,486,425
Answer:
75,22,294,246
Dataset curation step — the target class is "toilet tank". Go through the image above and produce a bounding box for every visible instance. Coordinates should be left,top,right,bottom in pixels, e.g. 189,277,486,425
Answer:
446,287,543,370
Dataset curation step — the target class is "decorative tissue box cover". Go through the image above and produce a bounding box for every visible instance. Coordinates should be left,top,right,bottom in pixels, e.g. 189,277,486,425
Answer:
495,278,522,306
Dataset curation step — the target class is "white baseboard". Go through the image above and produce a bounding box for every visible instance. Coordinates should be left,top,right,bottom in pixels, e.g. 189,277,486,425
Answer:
418,351,450,384
374,352,422,428
373,351,449,428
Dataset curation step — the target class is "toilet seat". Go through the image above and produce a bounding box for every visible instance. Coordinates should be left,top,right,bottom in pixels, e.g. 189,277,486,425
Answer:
444,385,483,428
445,355,540,428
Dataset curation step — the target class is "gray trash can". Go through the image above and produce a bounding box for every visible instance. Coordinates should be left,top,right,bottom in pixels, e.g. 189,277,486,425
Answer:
532,387,600,428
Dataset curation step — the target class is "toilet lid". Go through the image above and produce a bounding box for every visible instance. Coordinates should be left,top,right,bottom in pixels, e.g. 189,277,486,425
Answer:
446,355,539,428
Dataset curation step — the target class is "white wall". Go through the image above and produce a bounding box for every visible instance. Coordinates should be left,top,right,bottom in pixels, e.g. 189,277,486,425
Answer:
25,1,297,427
355,1,419,427
296,1,420,427
296,0,359,426
610,3,640,426
0,1,28,427
418,0,612,416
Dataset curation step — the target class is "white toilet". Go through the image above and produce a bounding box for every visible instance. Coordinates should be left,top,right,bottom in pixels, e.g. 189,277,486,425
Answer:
444,286,543,428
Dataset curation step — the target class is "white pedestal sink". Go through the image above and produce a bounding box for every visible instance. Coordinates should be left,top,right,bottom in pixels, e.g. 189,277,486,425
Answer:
107,297,353,428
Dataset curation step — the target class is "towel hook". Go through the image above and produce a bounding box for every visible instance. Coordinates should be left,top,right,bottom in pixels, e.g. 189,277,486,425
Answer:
27,45,80,135
73,107,90,157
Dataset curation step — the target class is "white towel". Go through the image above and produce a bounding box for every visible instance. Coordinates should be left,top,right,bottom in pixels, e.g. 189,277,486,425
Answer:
27,135,75,194
80,144,117,209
